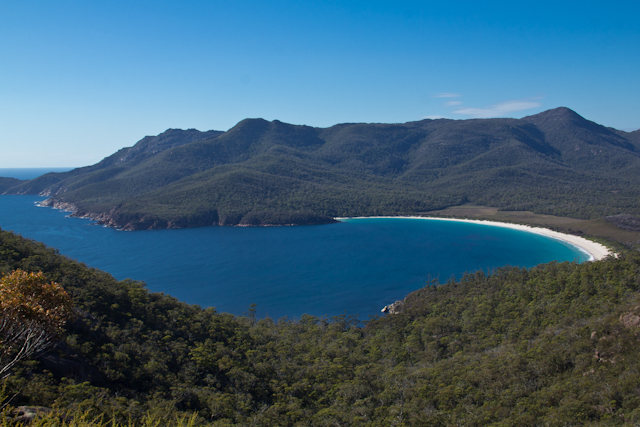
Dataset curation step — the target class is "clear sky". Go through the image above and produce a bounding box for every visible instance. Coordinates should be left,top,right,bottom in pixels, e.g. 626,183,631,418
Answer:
1,0,639,167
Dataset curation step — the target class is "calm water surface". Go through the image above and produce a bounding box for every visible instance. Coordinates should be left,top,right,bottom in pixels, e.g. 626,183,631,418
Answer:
0,195,588,319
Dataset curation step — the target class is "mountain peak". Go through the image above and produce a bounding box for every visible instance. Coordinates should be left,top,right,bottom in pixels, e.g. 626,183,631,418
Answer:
232,118,270,128
522,107,601,134
523,107,584,123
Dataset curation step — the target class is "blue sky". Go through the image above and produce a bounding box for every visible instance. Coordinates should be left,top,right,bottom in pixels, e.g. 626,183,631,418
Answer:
1,0,639,167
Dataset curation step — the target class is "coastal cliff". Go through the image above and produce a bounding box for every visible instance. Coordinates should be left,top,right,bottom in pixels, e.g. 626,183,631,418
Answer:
40,198,335,230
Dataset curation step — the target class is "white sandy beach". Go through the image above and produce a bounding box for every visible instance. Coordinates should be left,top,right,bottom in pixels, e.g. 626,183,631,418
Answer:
335,216,613,261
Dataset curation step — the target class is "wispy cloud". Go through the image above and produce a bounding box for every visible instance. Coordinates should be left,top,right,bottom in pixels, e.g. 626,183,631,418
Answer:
444,101,462,106
453,99,542,118
434,93,461,98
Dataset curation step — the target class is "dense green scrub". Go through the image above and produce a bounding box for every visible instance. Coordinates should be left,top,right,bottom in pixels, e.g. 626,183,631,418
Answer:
2,227,640,426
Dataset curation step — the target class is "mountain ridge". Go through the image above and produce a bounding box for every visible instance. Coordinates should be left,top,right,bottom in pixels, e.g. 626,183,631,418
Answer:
4,107,640,229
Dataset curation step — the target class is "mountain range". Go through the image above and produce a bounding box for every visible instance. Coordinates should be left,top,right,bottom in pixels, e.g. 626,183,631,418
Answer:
3,107,640,229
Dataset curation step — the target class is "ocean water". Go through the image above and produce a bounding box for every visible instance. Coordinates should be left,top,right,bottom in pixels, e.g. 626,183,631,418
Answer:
0,168,74,180
0,195,588,320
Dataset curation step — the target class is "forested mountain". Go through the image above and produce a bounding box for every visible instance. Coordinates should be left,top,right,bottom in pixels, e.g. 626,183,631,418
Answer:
2,225,640,425
4,107,640,229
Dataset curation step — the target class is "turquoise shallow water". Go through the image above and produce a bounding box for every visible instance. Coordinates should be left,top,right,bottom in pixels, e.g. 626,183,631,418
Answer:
0,195,588,319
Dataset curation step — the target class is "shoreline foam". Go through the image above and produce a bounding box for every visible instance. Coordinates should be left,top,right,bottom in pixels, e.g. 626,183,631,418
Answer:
335,216,613,261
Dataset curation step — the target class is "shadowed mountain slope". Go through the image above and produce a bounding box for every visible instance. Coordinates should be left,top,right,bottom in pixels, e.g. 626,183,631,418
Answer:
0,177,22,193
4,107,640,229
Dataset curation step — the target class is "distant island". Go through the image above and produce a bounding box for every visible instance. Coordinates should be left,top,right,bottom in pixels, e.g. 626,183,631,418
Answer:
3,107,640,230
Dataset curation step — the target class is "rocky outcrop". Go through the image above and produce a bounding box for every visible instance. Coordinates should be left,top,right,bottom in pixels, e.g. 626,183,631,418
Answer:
7,406,52,424
381,300,405,314
39,199,76,211
620,306,640,328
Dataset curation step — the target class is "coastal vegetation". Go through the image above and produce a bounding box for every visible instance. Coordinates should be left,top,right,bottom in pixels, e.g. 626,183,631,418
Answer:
2,226,640,425
3,107,640,229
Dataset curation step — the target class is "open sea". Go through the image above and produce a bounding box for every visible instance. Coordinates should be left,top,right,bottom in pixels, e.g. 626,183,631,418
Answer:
0,168,74,180
0,193,589,320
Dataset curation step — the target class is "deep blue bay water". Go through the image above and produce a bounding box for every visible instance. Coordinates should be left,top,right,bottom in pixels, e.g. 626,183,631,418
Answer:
0,195,588,320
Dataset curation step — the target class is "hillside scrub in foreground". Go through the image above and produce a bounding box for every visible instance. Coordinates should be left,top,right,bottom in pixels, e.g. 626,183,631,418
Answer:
1,226,640,425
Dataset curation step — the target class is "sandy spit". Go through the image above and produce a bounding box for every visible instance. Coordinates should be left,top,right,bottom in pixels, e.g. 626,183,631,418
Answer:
335,216,613,261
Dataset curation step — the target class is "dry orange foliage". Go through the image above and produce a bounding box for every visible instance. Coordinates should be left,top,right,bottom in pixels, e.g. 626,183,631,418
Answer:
0,270,73,331
0,270,74,378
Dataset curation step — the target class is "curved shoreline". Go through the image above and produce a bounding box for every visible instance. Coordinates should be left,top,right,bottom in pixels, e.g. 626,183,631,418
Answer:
335,216,613,262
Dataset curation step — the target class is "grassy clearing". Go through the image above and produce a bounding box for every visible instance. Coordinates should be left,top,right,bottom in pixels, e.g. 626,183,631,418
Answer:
424,204,640,250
